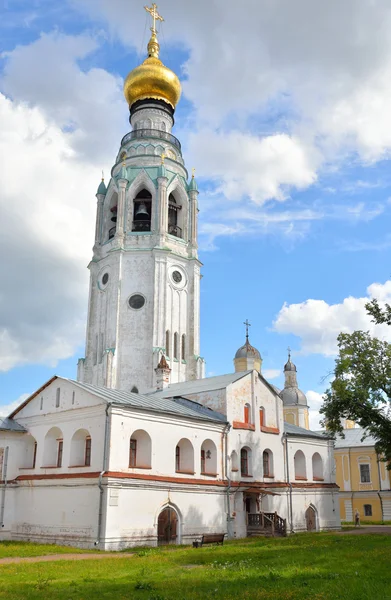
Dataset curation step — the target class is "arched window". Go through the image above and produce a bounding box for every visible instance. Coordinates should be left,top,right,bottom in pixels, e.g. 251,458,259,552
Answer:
312,452,323,480
70,429,92,467
174,333,179,359
43,427,63,468
108,192,118,241
161,122,167,132
175,438,194,474
166,330,170,357
241,447,252,477
244,403,251,424
168,193,182,238
181,334,186,361
23,435,37,469
294,450,307,480
231,450,239,472
259,407,265,428
131,386,139,394
263,449,274,478
200,439,217,475
129,430,152,469
132,189,152,232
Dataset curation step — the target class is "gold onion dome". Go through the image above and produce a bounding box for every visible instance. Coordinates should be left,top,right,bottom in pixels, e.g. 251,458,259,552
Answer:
124,6,181,110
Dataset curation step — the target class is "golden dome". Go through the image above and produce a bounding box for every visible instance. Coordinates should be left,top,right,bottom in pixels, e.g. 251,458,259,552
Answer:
124,31,181,110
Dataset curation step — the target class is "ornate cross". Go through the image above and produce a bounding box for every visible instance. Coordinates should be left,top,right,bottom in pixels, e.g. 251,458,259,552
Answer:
287,346,291,359
192,167,196,178
161,152,166,165
145,3,164,33
244,319,251,340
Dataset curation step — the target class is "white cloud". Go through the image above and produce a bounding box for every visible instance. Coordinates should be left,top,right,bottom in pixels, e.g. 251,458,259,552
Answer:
263,369,281,381
0,32,125,372
0,394,29,418
273,280,391,356
306,390,326,430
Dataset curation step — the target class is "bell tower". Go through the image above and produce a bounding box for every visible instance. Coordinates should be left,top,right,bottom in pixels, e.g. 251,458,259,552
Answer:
77,5,205,393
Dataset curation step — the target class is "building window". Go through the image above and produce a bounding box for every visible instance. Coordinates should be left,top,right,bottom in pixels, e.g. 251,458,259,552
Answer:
201,449,205,474
129,439,137,467
40,397,43,411
364,504,372,517
85,437,91,467
241,448,249,476
294,450,307,480
360,464,371,483
57,440,63,468
131,386,139,394
56,388,60,408
72,391,75,405
174,333,178,359
259,407,265,428
181,334,186,360
166,330,170,357
263,450,270,477
175,445,180,471
32,442,37,469
244,404,251,424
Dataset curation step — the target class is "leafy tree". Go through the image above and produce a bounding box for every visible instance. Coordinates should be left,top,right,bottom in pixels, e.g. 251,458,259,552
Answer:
365,298,391,326
320,331,391,467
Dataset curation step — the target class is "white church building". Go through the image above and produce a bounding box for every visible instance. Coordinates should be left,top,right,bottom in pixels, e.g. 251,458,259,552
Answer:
0,5,340,549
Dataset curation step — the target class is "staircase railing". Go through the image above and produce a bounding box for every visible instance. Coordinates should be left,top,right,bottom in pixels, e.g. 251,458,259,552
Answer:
263,511,287,536
247,512,287,537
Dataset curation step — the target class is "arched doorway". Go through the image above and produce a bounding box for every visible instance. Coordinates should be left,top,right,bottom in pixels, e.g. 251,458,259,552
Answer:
305,505,316,531
157,507,178,545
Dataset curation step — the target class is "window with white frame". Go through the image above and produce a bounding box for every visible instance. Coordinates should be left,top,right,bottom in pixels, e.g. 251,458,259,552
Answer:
360,464,371,483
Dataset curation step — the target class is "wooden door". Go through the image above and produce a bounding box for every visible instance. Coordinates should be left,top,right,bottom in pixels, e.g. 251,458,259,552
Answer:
158,508,178,545
305,506,316,531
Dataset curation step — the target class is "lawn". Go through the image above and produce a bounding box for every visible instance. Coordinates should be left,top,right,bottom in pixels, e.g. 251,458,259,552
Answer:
0,533,390,600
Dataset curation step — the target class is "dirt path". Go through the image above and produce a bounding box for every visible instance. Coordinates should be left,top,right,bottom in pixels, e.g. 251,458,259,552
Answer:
338,525,391,535
0,552,134,565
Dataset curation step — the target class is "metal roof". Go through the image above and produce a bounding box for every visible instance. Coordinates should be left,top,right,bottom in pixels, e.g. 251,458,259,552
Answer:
67,379,227,424
0,418,26,432
149,371,250,398
333,428,377,448
284,422,332,440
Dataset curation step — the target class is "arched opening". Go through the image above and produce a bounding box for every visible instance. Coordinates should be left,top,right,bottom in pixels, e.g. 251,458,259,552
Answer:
132,189,152,232
129,430,152,468
305,505,317,531
259,407,265,428
157,506,178,545
294,450,307,480
173,332,179,359
168,193,182,238
175,438,194,474
241,447,252,477
22,435,37,469
231,450,239,472
181,334,186,361
312,452,323,480
70,429,91,467
263,449,274,478
131,386,139,394
108,192,118,241
43,427,63,468
165,330,170,357
200,439,217,475
244,403,251,424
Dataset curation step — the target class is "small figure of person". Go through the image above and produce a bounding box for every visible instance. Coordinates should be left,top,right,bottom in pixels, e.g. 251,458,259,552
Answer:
354,509,360,528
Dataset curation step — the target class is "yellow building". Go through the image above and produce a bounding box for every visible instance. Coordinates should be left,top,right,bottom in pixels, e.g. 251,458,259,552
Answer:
334,426,391,522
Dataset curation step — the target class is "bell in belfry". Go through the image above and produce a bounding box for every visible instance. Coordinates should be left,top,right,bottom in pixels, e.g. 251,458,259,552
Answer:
134,202,149,220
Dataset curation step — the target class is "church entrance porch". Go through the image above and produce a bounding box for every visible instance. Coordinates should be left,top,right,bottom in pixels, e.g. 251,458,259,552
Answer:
157,507,178,545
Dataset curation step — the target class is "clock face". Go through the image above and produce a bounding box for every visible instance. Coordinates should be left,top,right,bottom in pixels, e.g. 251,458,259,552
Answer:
172,270,182,283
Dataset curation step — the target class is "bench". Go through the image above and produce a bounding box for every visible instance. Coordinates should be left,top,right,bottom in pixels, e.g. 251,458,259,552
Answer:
193,533,226,548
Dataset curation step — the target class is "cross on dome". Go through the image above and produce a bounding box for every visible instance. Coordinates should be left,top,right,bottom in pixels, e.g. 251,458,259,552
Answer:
145,3,164,33
243,319,251,340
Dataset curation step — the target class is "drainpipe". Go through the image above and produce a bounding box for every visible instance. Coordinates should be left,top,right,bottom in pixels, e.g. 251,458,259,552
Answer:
95,404,111,546
223,423,233,539
376,454,384,522
0,447,9,528
283,433,294,533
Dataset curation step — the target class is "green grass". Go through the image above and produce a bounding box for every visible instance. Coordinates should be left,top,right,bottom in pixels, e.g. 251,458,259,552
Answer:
342,520,391,525
0,541,97,559
0,533,390,599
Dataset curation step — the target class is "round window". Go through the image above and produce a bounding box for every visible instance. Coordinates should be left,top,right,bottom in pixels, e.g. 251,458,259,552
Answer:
102,273,109,286
128,294,146,310
172,270,183,283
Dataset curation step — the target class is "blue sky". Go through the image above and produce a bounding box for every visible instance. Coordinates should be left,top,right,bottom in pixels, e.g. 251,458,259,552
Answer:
1,0,391,426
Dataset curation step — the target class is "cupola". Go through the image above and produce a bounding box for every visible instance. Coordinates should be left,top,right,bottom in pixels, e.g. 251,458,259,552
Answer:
233,320,262,373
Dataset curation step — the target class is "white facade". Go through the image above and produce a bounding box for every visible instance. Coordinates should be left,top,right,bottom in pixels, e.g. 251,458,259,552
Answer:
0,372,340,549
